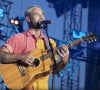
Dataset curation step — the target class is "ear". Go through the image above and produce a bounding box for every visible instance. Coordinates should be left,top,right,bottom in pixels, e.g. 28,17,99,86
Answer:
26,16,31,23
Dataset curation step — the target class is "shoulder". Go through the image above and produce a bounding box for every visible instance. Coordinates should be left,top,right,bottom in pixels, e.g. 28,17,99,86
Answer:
13,32,25,37
5,32,26,45
9,32,26,40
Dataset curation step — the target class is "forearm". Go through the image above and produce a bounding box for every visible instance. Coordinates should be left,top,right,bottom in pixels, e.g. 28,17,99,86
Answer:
55,57,69,72
61,55,69,64
56,60,66,72
0,52,19,64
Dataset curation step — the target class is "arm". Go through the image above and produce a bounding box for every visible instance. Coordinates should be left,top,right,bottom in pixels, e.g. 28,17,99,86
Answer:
0,46,19,63
0,46,35,66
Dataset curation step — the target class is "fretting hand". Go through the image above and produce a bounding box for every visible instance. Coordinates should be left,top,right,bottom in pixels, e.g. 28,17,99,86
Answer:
57,44,69,64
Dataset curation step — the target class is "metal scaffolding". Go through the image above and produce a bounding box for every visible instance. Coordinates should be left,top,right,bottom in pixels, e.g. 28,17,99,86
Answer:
61,4,83,90
0,0,13,20
0,0,13,46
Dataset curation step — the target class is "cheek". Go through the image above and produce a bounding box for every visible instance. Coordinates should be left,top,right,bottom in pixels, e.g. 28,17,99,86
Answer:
35,17,40,22
42,16,45,20
32,16,39,23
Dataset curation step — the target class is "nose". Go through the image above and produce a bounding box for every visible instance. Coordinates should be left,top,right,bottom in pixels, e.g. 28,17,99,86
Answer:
39,14,45,20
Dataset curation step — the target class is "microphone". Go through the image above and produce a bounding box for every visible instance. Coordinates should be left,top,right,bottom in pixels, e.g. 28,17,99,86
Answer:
38,20,52,25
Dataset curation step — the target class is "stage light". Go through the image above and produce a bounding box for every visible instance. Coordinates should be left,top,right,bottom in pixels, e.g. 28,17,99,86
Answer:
9,17,25,32
0,8,4,18
72,29,86,39
9,17,24,26
0,27,3,34
9,18,20,26
14,19,19,25
10,18,15,24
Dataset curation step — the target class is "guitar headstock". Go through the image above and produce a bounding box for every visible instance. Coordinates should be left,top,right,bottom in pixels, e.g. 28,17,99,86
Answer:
82,32,97,43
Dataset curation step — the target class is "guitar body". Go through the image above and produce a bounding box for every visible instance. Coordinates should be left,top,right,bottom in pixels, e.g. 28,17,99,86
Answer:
0,32,97,89
0,48,57,89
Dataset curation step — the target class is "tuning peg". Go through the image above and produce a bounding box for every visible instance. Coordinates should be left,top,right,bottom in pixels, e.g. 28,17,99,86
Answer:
89,41,91,43
92,40,94,42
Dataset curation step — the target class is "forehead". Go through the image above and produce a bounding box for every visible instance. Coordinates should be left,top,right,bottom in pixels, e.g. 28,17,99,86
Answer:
32,7,43,13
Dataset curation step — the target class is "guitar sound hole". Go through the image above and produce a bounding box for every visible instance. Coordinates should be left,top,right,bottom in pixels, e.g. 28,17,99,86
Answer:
34,58,40,67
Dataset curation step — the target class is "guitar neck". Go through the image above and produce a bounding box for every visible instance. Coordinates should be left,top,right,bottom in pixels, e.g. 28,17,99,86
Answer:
40,38,83,61
65,38,83,48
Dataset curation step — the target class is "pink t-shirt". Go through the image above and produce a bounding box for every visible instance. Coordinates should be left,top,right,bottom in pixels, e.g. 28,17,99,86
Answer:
3,29,46,54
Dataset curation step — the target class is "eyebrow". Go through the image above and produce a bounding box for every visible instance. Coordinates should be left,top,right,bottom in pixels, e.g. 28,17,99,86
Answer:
33,12,44,15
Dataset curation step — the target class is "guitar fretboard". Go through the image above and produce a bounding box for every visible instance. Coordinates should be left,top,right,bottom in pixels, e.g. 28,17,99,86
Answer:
40,38,83,61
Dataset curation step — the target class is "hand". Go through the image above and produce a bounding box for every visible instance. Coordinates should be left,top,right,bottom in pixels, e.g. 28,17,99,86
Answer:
18,54,35,66
57,44,69,64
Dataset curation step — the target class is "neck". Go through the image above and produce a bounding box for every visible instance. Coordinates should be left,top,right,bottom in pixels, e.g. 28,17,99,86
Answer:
29,28,41,39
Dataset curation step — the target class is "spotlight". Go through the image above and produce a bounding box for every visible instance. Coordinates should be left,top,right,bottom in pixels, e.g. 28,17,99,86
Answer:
14,19,19,25
10,18,15,24
9,17,20,26
9,17,25,32
9,17,24,26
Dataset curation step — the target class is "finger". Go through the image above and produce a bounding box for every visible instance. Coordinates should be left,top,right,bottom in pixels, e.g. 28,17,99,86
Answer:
30,55,35,61
27,56,35,63
25,60,32,66
57,49,65,57
60,46,66,53
60,49,66,56
62,44,69,54
27,59,33,64
62,45,68,52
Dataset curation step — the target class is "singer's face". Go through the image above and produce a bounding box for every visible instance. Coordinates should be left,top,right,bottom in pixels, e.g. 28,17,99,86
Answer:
29,7,45,29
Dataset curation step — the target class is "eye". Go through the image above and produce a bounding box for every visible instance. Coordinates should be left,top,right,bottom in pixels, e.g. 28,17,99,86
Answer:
33,13,39,16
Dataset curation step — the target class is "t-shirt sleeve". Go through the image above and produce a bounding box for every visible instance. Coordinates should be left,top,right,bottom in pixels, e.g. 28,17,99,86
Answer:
3,35,16,53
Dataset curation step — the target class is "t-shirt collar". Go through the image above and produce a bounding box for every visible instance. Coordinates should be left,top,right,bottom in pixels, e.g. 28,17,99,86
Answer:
24,28,45,38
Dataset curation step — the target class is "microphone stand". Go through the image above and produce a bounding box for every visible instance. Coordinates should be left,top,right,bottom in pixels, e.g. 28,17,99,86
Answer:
43,24,60,90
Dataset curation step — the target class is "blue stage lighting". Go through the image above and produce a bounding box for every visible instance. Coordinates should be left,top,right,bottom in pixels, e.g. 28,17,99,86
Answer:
72,29,86,38
0,27,3,34
0,8,4,18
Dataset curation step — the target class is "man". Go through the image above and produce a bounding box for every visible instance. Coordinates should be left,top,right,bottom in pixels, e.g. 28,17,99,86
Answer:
0,5,69,90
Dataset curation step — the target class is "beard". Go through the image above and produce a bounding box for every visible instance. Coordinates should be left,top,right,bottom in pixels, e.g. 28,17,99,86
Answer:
29,15,44,29
29,20,43,29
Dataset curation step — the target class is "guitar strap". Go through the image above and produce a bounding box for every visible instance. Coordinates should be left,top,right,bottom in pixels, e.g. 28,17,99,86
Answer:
43,37,51,51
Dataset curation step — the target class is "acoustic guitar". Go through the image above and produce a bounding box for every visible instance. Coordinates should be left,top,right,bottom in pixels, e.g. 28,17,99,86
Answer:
0,32,97,89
